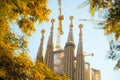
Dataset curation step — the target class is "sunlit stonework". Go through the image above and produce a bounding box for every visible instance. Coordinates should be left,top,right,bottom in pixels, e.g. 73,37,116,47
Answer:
36,17,101,80
36,0,101,80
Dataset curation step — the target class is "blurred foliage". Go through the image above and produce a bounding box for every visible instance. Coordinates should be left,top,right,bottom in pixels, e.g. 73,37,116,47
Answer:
104,0,120,40
0,52,70,80
0,0,51,36
28,62,70,80
90,0,113,16
0,52,32,79
89,0,120,69
115,59,120,69
89,0,120,39
0,0,70,79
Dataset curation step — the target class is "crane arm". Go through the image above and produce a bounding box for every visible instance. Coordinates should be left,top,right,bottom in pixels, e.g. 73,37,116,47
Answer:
56,0,64,49
58,0,64,35
79,19,105,22
76,0,89,9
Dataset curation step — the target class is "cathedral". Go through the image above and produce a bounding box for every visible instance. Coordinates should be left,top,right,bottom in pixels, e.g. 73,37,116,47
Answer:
36,0,101,80
36,16,101,80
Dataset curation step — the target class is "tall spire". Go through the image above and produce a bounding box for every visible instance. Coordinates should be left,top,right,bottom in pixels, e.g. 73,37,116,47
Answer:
45,18,55,70
79,24,83,41
76,24,86,80
86,62,91,80
64,16,75,80
36,29,45,62
91,68,101,80
67,16,74,42
55,0,64,49
58,0,64,35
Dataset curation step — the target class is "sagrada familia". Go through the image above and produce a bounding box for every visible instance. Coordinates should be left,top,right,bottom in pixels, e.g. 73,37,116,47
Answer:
36,0,101,80
36,16,101,80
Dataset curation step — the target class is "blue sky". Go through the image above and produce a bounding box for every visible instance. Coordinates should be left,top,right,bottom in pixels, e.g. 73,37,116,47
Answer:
28,0,120,80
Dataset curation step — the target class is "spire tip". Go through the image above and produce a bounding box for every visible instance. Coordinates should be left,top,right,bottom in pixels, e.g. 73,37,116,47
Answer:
69,16,74,28
70,16,73,20
41,29,46,34
51,18,55,23
51,18,55,31
79,24,83,29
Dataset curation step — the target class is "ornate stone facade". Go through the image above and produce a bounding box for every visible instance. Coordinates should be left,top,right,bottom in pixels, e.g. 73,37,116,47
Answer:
36,17,101,80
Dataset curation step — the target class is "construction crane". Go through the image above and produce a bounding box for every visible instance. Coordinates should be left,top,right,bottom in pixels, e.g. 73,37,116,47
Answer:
79,18,106,29
79,19,105,25
76,0,110,18
56,0,64,49
79,19,105,22
76,0,89,9
76,0,111,9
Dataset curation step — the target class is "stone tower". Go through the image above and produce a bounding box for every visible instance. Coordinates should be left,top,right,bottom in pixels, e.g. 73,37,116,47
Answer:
45,19,55,70
36,16,101,80
91,69,101,80
76,24,86,80
63,16,75,80
86,62,91,80
36,29,45,62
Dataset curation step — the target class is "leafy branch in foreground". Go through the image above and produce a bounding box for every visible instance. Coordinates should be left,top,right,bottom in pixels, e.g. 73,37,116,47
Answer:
89,0,120,69
0,0,51,36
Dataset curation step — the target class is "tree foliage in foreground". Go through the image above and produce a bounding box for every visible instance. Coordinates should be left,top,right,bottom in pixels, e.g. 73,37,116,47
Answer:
0,0,51,36
0,0,51,68
0,52,70,80
0,0,70,80
0,52,32,79
89,0,120,69
29,62,70,80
